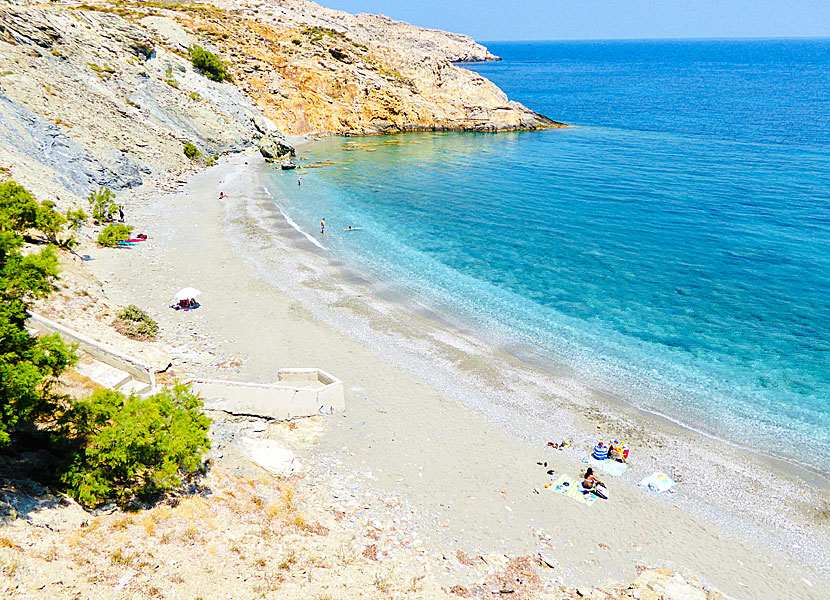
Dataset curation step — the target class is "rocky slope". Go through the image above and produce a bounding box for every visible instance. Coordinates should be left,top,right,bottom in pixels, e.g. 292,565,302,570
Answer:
0,0,560,210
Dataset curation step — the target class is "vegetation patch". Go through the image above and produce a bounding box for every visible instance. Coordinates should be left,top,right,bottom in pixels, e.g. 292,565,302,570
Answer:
183,141,201,160
87,186,117,223
115,305,159,340
164,66,179,88
189,45,232,83
97,223,133,247
60,384,210,507
88,62,116,80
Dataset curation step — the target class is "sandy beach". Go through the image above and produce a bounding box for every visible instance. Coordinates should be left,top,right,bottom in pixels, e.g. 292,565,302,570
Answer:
77,148,829,599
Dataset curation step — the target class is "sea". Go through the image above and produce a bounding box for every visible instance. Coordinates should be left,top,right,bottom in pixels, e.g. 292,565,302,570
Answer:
264,39,830,473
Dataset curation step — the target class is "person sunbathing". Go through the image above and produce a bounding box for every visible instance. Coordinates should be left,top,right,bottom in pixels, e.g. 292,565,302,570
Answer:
581,467,608,499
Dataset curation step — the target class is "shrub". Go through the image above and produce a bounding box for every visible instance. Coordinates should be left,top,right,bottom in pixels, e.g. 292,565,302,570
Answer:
88,62,116,80
116,305,158,340
189,45,232,83
35,201,67,244
188,91,202,102
0,181,75,445
183,141,201,160
97,223,133,247
59,384,211,507
66,208,88,230
0,181,39,232
87,186,117,223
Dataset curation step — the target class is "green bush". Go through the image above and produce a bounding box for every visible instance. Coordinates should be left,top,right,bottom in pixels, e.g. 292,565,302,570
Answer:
189,45,232,83
97,223,133,247
188,91,202,102
0,180,39,232
35,201,67,244
87,186,118,223
183,141,201,160
66,208,88,230
0,181,75,446
59,383,211,507
116,305,158,340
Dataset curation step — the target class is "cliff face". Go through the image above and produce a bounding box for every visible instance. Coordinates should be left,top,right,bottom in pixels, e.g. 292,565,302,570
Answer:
161,0,560,135
0,0,560,206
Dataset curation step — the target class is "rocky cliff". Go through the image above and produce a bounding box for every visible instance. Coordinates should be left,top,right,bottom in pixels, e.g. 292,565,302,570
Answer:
0,0,560,207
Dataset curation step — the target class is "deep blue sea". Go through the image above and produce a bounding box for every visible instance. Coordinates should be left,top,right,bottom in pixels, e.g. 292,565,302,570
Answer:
266,40,830,471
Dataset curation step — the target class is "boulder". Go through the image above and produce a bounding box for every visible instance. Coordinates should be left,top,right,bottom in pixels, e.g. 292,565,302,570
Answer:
26,496,90,531
257,133,295,160
239,437,305,477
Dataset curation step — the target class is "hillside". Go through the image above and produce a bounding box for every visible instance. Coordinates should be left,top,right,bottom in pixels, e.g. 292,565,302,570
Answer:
0,0,561,208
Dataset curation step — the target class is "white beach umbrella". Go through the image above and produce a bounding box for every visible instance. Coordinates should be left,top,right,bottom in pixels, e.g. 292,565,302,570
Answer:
173,287,202,301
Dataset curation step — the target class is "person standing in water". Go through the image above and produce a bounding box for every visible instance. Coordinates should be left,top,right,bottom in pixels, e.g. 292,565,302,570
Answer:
321,217,326,235
298,177,302,186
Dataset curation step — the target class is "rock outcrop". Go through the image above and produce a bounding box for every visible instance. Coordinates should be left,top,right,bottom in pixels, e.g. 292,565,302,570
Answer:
190,0,560,134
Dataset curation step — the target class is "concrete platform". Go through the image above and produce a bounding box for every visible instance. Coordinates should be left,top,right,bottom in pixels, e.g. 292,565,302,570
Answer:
75,359,132,390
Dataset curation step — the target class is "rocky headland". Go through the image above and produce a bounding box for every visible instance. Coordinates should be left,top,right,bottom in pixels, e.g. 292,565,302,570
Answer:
0,0,561,209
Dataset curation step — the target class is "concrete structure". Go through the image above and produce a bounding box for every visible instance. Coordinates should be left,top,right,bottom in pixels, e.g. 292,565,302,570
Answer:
186,368,345,420
26,312,159,395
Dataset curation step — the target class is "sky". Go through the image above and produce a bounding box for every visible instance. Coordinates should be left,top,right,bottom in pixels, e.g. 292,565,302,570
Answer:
321,1,830,41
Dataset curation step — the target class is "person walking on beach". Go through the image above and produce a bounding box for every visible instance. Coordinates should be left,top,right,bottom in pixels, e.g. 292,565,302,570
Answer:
118,205,124,222
321,217,326,235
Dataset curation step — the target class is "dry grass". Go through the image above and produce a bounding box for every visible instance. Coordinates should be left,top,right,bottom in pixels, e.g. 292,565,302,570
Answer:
278,550,296,570
0,537,23,552
484,556,543,600
335,541,359,566
112,516,133,530
373,570,392,593
54,368,103,398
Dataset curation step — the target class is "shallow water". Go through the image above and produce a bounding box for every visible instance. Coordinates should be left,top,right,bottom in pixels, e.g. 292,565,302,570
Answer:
265,39,830,471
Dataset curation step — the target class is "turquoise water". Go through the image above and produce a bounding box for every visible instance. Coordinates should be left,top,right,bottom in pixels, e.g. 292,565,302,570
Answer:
266,40,830,471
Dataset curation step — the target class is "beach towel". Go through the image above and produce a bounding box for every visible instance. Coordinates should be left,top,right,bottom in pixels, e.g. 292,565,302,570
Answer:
546,474,596,506
638,472,677,493
588,457,628,477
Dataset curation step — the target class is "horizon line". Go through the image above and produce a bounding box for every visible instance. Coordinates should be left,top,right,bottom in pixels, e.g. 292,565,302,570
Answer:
478,35,830,44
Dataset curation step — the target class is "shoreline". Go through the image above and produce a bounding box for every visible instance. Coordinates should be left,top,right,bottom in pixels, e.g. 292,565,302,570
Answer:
79,150,828,598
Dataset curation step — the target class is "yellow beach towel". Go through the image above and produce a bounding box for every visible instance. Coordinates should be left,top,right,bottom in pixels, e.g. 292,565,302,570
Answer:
547,474,596,506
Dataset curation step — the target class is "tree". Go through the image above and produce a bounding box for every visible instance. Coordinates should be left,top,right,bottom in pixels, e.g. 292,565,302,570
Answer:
189,45,232,82
60,384,211,507
66,208,88,231
87,186,118,223
0,181,39,233
0,182,74,445
35,201,67,244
